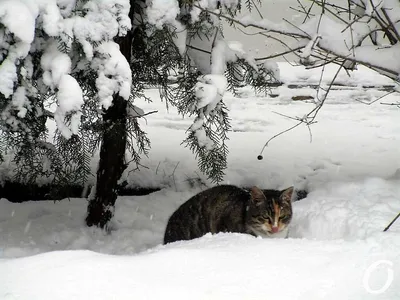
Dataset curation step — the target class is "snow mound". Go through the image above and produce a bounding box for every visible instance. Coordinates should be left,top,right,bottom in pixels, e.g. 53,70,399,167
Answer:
291,177,400,240
1,233,399,300
0,178,399,259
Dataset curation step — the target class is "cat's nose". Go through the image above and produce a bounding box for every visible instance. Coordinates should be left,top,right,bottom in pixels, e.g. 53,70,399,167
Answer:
271,226,279,233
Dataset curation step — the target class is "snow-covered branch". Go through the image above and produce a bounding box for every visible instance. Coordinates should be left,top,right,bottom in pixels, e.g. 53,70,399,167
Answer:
0,0,132,139
195,1,400,81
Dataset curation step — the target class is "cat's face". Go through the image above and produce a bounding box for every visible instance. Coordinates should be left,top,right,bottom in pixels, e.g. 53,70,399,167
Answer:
247,186,293,237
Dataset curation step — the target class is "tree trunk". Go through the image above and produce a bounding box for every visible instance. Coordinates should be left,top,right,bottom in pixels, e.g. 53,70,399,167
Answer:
85,94,128,229
85,4,134,229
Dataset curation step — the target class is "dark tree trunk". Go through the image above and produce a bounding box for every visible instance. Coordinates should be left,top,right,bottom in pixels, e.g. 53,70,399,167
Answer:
85,4,134,229
85,94,128,228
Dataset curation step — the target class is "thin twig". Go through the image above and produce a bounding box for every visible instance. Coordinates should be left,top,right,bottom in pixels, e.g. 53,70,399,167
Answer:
313,0,351,25
305,53,343,69
193,4,308,38
155,161,161,174
341,14,365,34
259,122,303,153
383,212,400,232
302,0,315,23
380,102,400,108
381,7,400,41
168,161,180,191
354,90,395,105
292,0,313,20
315,53,328,105
195,3,399,79
316,0,325,33
127,161,150,176
259,32,303,58
258,61,346,155
317,45,398,77
283,18,311,38
366,0,398,45
255,46,304,61
272,111,313,123
251,0,264,19
290,5,315,17
186,44,211,55
136,110,158,118
309,61,346,122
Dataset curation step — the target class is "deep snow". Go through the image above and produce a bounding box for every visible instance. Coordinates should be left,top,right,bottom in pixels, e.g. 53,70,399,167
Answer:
0,63,400,299
1,234,399,300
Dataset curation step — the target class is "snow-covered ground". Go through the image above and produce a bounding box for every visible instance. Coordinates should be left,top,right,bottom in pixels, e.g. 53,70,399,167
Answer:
1,63,400,299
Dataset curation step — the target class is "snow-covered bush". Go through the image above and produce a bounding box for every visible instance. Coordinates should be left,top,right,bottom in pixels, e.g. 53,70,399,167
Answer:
0,0,131,136
0,0,132,186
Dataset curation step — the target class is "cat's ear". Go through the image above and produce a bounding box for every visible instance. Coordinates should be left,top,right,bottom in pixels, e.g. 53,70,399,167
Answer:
250,186,265,205
281,186,294,202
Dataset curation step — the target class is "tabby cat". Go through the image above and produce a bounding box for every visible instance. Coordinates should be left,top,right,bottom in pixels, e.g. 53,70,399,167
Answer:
163,185,294,244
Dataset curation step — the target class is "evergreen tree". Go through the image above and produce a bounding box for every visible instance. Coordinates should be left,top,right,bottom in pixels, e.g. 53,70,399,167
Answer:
0,1,132,194
0,0,273,229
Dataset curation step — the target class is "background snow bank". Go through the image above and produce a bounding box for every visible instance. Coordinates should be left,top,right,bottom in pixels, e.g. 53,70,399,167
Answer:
278,63,395,87
0,177,399,258
291,177,400,240
120,62,399,190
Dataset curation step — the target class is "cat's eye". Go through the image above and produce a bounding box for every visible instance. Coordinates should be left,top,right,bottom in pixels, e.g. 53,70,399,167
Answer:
258,216,271,223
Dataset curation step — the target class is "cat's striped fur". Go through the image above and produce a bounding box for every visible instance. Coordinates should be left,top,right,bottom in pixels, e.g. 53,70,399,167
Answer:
163,185,295,244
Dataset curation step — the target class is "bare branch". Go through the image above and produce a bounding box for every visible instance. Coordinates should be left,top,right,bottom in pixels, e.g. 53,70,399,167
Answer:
313,0,351,25
258,122,303,154
381,7,400,41
282,18,312,38
383,212,400,232
380,101,400,108
194,3,400,79
255,46,304,61
193,4,308,38
302,0,316,24
258,61,346,155
138,110,158,118
186,44,211,55
289,5,315,18
355,90,395,105
251,0,264,19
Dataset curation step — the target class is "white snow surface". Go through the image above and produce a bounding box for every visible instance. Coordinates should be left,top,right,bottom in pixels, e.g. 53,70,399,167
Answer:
1,233,399,299
1,63,400,299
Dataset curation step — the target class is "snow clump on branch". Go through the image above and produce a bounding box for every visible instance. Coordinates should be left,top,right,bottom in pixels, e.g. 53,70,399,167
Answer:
0,0,132,139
